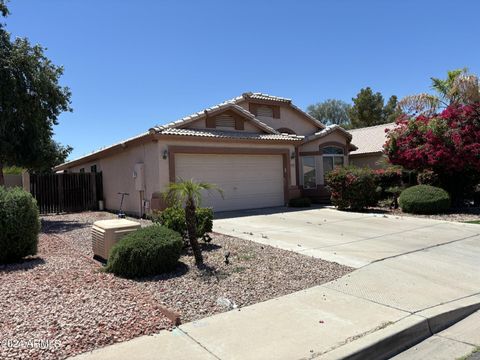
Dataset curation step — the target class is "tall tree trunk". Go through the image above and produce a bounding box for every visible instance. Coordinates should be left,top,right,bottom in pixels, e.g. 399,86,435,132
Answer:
185,198,203,265
0,162,4,187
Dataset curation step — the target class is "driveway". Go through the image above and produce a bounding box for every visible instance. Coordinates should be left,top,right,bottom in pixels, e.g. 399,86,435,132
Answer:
214,206,480,267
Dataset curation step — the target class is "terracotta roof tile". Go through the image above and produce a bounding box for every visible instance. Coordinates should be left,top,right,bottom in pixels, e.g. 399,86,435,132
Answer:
159,128,304,141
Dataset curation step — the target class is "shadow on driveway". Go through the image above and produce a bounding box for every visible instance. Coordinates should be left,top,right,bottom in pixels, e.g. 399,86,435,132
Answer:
214,204,328,220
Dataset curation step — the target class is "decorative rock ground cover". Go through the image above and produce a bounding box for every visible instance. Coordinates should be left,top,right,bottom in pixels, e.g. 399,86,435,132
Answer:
0,211,352,359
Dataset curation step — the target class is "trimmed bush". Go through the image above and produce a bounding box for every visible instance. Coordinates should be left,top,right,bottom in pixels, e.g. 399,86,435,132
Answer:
153,206,213,241
399,185,451,214
105,225,183,278
0,187,40,263
326,166,378,211
289,197,312,208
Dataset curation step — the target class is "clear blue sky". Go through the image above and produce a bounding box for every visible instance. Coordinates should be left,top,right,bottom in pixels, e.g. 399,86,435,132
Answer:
5,0,480,160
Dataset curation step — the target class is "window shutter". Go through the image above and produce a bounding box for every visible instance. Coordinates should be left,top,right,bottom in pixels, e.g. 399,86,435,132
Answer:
272,106,280,118
235,118,245,130
215,114,235,128
206,116,216,128
257,106,274,117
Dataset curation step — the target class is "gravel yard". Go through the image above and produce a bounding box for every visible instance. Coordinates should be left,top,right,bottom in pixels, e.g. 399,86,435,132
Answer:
373,206,480,223
0,211,352,359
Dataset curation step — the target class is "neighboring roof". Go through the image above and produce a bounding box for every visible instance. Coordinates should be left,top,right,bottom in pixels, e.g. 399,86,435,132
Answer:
158,128,304,141
302,125,355,148
348,123,395,155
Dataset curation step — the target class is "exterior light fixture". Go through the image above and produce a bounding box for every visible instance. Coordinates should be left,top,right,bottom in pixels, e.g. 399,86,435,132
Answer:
162,149,168,160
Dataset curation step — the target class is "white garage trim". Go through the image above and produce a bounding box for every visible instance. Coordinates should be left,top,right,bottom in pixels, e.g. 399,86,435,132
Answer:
168,146,290,212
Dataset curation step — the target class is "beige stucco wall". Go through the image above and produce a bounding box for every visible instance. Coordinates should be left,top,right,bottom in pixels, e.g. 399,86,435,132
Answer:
237,101,319,135
350,153,388,169
66,141,161,216
66,138,297,215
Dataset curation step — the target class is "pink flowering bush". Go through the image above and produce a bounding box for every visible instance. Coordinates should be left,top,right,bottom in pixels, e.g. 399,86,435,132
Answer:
384,104,480,198
325,166,377,211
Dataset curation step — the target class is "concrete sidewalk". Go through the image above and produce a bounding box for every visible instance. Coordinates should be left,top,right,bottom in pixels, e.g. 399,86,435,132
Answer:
73,223,480,360
392,310,480,360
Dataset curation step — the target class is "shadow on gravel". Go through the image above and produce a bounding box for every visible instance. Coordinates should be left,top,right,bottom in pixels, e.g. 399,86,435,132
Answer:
137,262,190,282
41,219,89,234
0,257,46,273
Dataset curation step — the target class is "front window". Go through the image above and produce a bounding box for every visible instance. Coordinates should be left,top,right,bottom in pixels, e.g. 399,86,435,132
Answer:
322,146,344,181
302,156,316,189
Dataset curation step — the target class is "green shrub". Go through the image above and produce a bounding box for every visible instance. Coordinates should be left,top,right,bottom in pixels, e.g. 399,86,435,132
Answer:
288,197,312,207
105,225,183,278
326,166,378,211
153,206,213,242
0,187,40,263
399,185,451,214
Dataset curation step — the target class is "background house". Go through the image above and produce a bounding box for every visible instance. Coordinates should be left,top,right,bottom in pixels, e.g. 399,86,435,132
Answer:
54,93,357,215
348,123,393,169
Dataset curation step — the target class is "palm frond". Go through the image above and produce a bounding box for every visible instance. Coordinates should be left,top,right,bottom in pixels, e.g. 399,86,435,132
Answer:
397,93,441,116
451,74,480,104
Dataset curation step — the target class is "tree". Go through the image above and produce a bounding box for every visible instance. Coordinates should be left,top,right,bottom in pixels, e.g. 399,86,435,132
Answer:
384,103,480,200
0,1,72,185
383,95,402,123
307,99,351,126
348,87,399,128
163,179,223,266
398,69,480,116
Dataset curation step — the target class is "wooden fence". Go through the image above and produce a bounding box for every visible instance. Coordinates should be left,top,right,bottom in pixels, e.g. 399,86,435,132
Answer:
30,172,103,214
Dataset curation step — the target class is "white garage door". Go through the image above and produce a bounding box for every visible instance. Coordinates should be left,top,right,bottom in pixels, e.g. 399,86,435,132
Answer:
175,154,285,212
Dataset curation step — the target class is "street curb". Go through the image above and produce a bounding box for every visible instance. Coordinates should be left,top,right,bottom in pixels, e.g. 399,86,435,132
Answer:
321,298,480,360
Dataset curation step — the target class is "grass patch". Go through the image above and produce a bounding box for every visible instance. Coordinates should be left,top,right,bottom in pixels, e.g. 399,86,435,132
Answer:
456,346,480,360
463,220,480,224
237,253,257,261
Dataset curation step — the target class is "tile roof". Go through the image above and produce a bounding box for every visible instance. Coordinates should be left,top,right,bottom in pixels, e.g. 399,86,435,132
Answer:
348,123,395,155
303,124,353,143
159,128,304,141
150,102,279,135
150,92,325,135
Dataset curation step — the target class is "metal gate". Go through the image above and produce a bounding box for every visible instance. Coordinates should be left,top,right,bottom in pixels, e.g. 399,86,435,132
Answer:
29,172,103,214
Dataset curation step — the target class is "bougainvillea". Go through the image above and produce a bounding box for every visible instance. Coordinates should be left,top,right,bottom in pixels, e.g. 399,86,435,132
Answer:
384,103,480,198
325,166,378,211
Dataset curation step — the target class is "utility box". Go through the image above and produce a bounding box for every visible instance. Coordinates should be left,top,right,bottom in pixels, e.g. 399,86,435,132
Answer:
133,163,145,191
92,219,141,260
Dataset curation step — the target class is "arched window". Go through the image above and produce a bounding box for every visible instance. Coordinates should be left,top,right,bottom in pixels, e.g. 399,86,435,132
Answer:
322,146,344,181
277,127,296,135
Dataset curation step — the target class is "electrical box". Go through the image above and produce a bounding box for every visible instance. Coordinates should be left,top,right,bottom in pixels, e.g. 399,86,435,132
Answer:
92,219,141,260
134,163,145,191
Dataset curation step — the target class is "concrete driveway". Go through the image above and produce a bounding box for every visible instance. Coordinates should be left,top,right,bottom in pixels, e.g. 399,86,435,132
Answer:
214,206,480,268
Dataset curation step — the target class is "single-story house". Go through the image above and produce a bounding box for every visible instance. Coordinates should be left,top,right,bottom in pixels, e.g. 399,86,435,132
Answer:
55,92,363,215
348,123,394,169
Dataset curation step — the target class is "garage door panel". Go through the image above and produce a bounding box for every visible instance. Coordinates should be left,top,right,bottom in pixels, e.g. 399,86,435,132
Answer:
175,154,285,212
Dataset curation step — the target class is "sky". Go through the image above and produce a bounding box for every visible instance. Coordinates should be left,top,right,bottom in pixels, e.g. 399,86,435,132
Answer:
5,0,480,160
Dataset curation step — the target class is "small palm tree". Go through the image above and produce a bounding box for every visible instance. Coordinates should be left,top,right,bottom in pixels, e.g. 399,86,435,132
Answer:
163,178,223,266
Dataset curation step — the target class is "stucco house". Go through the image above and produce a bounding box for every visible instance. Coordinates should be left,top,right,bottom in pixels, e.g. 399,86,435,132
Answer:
349,123,393,169
54,92,358,215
